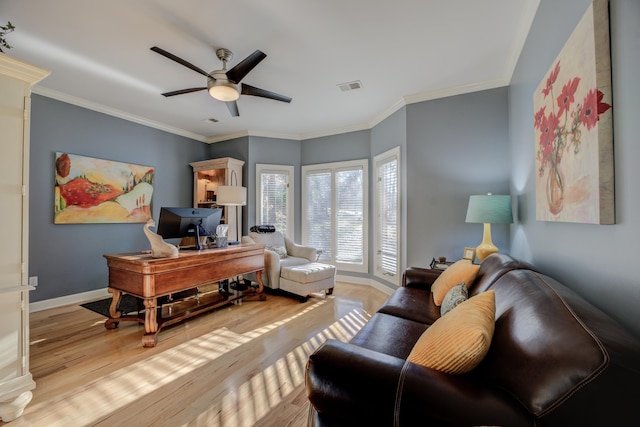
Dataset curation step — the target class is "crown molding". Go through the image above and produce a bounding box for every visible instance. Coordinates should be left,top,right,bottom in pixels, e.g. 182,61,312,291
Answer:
403,78,508,106
0,53,50,85
32,86,209,142
33,77,511,145
205,129,301,144
299,122,372,141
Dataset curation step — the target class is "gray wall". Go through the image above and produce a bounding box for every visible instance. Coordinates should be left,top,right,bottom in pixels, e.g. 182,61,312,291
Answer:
29,95,207,302
245,137,302,239
301,130,371,165
406,87,511,268
509,0,640,338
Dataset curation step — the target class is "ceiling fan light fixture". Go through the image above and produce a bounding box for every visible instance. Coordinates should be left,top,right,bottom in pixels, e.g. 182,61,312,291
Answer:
208,80,239,101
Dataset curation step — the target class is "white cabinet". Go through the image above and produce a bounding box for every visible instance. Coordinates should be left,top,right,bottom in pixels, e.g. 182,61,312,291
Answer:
0,54,49,422
189,157,245,242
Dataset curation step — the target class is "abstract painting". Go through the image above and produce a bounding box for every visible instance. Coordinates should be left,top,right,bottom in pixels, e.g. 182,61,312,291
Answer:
54,152,154,224
533,0,614,224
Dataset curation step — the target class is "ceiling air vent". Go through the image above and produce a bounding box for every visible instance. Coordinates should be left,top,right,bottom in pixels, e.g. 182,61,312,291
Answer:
337,80,363,92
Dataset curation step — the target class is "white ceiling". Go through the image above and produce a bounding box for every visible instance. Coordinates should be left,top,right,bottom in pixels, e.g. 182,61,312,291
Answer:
2,0,539,143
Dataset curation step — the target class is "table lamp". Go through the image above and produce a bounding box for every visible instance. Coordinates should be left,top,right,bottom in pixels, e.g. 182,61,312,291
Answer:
216,170,247,244
465,193,513,262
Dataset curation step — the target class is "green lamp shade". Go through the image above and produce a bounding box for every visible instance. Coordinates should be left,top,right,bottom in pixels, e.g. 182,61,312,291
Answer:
465,194,513,224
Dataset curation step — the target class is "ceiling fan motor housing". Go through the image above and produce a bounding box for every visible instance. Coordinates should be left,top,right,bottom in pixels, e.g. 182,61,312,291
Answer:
208,73,239,101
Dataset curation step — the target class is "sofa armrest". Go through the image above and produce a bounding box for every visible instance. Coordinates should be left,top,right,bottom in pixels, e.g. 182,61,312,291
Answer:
306,339,405,426
402,266,441,290
284,237,317,262
306,340,530,426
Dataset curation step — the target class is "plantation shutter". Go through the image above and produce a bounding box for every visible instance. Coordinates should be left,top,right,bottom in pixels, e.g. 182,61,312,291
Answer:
305,170,332,262
259,170,289,236
376,154,399,277
336,167,364,265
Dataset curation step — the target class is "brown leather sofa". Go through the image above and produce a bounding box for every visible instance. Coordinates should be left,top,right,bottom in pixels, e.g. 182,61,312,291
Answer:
305,254,640,426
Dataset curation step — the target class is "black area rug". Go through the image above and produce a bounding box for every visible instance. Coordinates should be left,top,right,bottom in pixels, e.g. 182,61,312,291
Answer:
80,294,143,317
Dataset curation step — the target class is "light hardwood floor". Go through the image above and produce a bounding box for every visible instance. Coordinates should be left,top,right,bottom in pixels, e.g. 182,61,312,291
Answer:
6,282,389,427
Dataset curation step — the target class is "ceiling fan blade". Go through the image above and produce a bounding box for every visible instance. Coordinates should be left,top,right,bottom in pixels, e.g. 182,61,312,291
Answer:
241,84,292,103
151,46,211,78
226,101,240,117
161,87,207,97
226,50,267,84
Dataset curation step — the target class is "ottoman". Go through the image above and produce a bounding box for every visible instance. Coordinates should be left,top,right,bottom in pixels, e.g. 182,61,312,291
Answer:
280,262,336,302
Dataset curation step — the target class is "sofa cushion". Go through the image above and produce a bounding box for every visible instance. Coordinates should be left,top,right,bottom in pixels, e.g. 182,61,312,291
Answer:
377,287,441,325
440,282,468,316
431,260,480,306
279,256,312,269
349,313,429,360
407,290,495,374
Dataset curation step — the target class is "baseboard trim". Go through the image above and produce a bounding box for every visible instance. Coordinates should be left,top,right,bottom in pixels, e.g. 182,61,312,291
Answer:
335,274,395,296
29,288,110,313
29,277,395,313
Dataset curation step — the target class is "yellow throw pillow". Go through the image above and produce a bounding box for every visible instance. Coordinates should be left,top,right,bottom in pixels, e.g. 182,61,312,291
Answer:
431,260,480,306
407,290,495,374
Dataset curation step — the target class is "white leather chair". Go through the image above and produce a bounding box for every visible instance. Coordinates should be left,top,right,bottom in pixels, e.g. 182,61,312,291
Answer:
242,231,335,301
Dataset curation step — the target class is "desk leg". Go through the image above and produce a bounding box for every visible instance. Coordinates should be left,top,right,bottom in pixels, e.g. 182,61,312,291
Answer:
105,288,122,329
256,269,267,301
142,298,158,348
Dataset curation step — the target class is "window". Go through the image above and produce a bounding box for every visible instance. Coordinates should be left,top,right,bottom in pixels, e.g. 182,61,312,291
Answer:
374,147,400,283
302,159,368,273
256,164,293,239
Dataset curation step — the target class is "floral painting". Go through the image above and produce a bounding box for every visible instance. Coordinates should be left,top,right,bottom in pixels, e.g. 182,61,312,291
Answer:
533,0,614,224
54,153,154,224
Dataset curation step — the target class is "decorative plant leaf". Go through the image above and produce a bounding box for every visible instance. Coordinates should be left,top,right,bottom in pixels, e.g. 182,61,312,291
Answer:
0,21,16,53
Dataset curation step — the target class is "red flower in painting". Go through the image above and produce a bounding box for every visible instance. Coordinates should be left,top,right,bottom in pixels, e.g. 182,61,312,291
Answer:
556,77,580,116
535,62,612,188
542,62,560,97
534,106,546,130
540,112,559,150
596,89,612,115
580,89,612,130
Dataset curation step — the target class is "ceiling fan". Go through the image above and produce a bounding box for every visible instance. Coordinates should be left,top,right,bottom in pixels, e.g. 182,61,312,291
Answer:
151,46,292,117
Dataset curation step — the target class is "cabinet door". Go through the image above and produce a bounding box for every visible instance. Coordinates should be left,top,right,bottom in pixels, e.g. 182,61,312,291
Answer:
0,75,26,288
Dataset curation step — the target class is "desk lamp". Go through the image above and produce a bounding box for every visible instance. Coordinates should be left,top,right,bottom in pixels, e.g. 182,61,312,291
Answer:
465,193,513,262
216,170,247,244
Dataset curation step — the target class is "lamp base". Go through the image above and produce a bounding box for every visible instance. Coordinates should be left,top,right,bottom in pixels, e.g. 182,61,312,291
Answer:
475,223,499,262
476,243,498,262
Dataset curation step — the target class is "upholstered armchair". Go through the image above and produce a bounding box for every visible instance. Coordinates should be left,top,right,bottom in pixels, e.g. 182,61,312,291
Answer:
242,231,317,290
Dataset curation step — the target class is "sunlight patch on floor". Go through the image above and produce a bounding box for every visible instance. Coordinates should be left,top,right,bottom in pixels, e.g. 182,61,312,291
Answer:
190,308,370,427
23,299,330,425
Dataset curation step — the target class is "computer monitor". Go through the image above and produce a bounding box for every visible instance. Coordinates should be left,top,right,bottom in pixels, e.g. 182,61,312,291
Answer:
156,207,222,250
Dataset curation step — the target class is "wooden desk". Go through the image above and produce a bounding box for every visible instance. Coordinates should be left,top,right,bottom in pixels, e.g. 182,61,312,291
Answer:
103,243,265,347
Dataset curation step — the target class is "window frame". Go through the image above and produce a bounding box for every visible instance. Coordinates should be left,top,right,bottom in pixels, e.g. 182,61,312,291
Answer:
255,164,294,240
373,146,401,285
302,159,368,273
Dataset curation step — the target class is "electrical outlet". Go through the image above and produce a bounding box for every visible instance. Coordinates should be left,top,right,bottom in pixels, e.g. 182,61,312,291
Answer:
28,276,38,287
